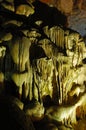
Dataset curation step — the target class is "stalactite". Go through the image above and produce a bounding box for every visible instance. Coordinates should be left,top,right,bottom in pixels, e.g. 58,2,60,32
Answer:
59,27,62,48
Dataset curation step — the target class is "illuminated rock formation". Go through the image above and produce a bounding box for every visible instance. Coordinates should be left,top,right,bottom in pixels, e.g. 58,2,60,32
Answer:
0,0,86,130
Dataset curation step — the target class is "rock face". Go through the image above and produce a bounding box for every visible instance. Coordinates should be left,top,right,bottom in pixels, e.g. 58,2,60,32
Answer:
32,57,55,102
56,0,73,14
0,95,35,130
0,0,86,130
40,0,86,39
68,10,86,37
45,93,86,125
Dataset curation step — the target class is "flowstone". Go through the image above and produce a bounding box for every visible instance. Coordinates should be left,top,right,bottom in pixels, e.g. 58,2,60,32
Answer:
0,0,86,130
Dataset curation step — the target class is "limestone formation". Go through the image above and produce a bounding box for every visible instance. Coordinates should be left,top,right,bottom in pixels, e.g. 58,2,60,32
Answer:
32,57,55,101
11,72,31,99
24,100,45,121
45,93,86,127
0,32,12,43
10,36,31,72
0,0,86,130
1,1,15,12
0,46,6,57
68,83,85,97
15,4,35,17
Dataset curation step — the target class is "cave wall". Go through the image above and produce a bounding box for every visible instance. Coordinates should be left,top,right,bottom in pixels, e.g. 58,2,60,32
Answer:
0,1,86,130
40,0,86,38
